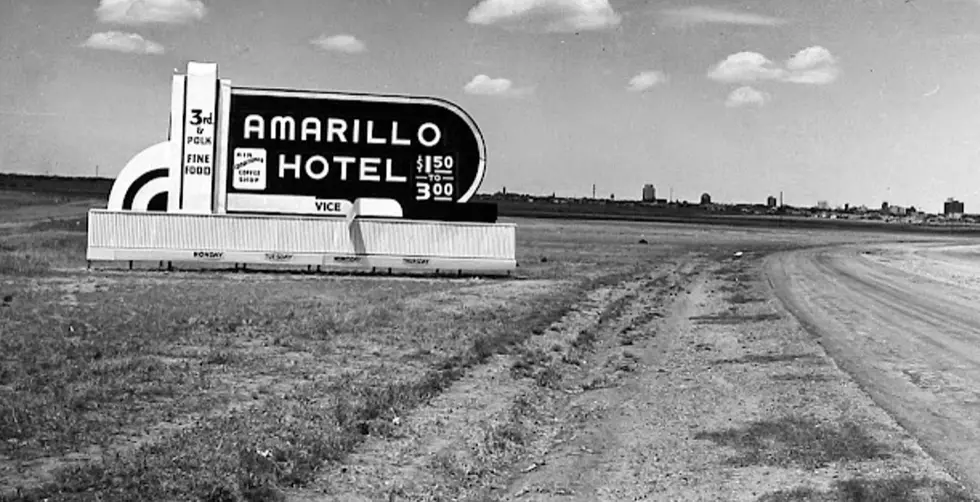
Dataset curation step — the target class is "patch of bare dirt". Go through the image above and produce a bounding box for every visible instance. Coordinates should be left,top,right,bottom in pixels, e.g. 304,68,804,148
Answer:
859,243,980,293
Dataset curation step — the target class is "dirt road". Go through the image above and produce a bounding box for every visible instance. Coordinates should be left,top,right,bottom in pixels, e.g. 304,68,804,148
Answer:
767,243,980,494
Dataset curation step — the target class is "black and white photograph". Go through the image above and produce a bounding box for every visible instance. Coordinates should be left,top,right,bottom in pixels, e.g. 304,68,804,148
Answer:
2,0,980,500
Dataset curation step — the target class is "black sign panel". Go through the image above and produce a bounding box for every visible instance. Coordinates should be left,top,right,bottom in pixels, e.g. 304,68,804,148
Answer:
226,87,487,208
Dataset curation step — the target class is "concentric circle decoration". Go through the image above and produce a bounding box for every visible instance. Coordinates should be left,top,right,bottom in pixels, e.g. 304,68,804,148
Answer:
107,141,172,212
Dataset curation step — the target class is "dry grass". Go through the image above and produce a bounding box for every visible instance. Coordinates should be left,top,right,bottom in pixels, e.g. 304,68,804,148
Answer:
1,270,611,500
0,231,86,276
0,191,86,211
2,197,974,501
0,205,669,501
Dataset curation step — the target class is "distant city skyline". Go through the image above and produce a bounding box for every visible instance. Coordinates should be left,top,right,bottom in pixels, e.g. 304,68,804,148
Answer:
500,183,955,211
497,181,956,211
3,0,980,214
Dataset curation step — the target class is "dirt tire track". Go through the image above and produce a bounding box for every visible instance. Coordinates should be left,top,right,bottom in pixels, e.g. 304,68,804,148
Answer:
285,262,689,501
766,244,980,495
499,262,704,501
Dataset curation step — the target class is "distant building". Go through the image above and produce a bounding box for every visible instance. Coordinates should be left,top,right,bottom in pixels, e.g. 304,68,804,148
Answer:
816,200,829,210
766,195,777,208
945,198,964,218
642,184,656,202
888,205,907,216
700,193,712,205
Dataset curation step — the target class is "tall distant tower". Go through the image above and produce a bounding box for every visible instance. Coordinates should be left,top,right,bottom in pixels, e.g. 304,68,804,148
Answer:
642,184,656,202
944,197,964,219
592,184,596,199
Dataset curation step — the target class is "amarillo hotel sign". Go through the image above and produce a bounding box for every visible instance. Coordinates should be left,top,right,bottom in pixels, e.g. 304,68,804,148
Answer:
92,61,512,276
225,87,487,218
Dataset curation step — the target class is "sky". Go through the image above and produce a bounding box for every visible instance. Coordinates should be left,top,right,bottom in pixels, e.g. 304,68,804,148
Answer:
2,0,980,212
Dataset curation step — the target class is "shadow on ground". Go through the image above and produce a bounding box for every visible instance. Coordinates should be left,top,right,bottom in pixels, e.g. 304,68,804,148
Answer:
716,353,821,365
694,416,890,469
690,312,782,324
756,476,979,502
769,373,837,383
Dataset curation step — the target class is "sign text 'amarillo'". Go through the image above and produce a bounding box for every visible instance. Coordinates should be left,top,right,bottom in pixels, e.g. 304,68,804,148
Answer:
244,115,442,183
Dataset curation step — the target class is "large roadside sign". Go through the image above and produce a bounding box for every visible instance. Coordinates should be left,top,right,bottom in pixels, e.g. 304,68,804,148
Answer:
96,61,514,277
224,87,487,217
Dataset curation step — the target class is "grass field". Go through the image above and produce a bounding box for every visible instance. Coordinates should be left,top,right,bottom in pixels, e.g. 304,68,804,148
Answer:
0,191,676,500
1,189,976,501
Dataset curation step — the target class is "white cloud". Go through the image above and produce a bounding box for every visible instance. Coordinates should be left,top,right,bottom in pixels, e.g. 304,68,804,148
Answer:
726,86,769,107
785,46,835,70
708,52,786,83
311,34,367,54
661,6,786,27
783,45,839,83
464,74,532,97
708,46,840,85
466,0,621,33
627,70,667,92
80,31,165,55
96,0,206,25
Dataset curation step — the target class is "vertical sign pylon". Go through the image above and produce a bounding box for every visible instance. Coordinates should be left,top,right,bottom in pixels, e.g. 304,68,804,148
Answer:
213,79,233,214
179,62,219,214
167,74,186,213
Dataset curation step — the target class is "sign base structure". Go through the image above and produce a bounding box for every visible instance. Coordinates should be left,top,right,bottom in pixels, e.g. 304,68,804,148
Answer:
86,210,516,276
89,62,517,277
